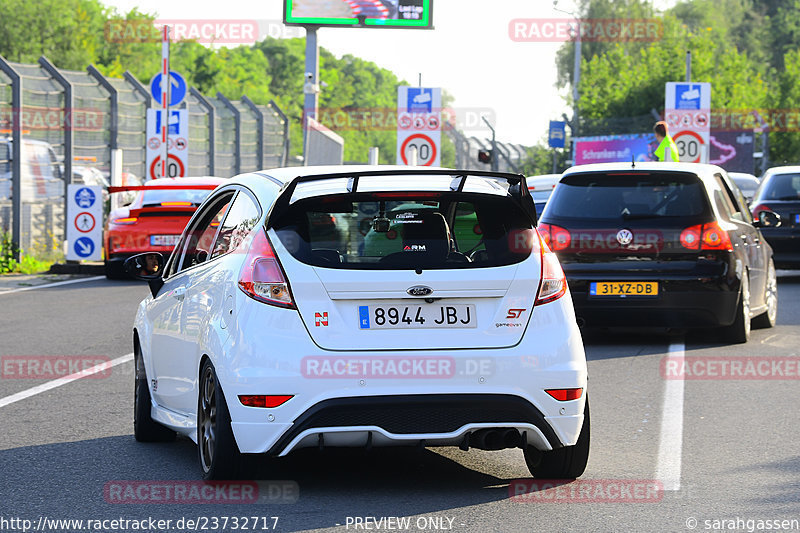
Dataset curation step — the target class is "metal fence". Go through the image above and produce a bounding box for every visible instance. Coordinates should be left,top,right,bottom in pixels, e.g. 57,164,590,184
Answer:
444,122,527,174
0,54,289,258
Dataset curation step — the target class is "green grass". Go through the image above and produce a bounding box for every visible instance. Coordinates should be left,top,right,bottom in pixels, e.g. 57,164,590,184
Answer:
0,232,55,275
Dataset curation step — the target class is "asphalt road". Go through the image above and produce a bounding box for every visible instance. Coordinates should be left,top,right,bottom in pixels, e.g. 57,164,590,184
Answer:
1,274,799,533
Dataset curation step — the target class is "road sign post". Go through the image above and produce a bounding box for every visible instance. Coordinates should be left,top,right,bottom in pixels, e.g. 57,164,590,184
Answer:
396,86,441,167
665,82,711,163
66,185,102,261
145,26,190,180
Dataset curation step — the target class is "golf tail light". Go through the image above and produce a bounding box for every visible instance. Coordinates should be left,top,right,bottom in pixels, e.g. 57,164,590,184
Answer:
238,229,295,309
538,223,571,251
700,222,733,251
238,395,293,408
545,388,583,401
680,224,702,250
535,231,567,306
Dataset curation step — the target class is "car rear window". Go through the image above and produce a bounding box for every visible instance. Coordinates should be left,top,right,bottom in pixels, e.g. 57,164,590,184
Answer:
272,193,534,269
544,172,710,220
141,188,213,207
762,173,800,200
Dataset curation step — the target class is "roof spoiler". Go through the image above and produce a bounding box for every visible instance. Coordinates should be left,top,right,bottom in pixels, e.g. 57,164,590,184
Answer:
264,169,537,227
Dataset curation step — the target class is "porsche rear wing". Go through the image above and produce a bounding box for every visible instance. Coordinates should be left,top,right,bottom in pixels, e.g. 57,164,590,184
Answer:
264,169,537,228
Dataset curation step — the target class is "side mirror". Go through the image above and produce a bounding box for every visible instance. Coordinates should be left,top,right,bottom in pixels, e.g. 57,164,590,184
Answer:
124,253,165,297
757,211,781,228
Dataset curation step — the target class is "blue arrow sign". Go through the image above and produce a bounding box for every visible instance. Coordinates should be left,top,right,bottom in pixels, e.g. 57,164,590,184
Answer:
150,71,187,107
73,237,95,258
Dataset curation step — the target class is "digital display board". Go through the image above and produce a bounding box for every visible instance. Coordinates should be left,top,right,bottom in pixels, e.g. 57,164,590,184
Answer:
284,0,433,29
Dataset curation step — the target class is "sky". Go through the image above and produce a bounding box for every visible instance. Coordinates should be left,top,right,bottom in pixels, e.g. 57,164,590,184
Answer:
101,0,674,147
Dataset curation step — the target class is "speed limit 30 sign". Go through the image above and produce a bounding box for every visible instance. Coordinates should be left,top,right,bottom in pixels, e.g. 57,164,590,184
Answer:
673,130,708,163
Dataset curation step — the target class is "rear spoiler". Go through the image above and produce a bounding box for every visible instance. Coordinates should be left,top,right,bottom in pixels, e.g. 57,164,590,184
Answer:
265,169,537,227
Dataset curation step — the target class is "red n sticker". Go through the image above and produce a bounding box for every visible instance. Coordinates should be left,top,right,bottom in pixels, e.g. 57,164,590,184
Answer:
315,312,329,327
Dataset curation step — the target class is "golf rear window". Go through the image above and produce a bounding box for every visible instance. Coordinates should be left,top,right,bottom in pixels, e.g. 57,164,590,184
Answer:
545,172,710,220
272,193,534,269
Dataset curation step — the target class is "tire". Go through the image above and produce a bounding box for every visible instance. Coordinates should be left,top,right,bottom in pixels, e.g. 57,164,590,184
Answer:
524,399,590,479
198,360,242,480
721,273,751,344
134,345,176,442
105,259,127,280
753,259,778,329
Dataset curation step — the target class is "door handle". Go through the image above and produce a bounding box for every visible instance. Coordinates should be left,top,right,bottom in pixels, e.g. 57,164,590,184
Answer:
172,287,186,301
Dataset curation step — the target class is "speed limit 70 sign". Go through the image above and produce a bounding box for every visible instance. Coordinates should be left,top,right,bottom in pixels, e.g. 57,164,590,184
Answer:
673,130,708,163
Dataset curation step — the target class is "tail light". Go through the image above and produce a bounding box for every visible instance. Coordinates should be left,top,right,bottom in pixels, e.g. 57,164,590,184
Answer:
680,222,733,251
239,395,293,408
535,231,567,306
238,228,295,309
679,224,702,249
545,388,583,401
538,223,571,251
111,217,137,225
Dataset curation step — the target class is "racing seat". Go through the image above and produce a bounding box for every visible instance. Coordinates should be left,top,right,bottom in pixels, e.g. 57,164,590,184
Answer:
379,212,453,267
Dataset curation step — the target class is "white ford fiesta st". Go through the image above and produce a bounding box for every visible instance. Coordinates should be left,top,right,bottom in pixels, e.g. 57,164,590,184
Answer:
126,166,589,480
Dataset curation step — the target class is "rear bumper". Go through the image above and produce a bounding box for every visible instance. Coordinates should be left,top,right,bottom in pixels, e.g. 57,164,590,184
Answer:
264,394,562,456
105,229,180,258
217,292,588,455
567,278,740,328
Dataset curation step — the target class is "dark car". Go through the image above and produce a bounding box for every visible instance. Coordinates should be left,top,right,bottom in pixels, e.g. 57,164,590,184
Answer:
750,166,800,269
538,162,777,343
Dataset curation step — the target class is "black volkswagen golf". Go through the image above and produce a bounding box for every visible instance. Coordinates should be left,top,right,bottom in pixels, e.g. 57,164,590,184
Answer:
538,162,777,343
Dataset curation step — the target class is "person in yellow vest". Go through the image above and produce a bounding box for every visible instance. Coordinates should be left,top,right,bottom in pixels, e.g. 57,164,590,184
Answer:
653,121,679,162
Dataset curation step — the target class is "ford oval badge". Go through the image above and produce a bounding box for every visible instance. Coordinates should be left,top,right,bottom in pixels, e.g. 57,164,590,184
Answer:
407,285,433,297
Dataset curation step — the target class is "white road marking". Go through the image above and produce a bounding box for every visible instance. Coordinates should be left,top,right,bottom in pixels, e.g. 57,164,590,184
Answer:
0,276,105,295
0,353,133,409
655,338,685,491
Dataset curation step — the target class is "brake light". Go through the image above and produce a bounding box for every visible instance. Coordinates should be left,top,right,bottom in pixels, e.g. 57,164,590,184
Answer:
238,229,295,308
535,230,567,306
238,395,293,408
371,192,441,198
538,223,571,251
160,201,192,206
111,217,137,225
680,222,733,251
545,388,583,401
680,224,702,250
700,221,732,251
